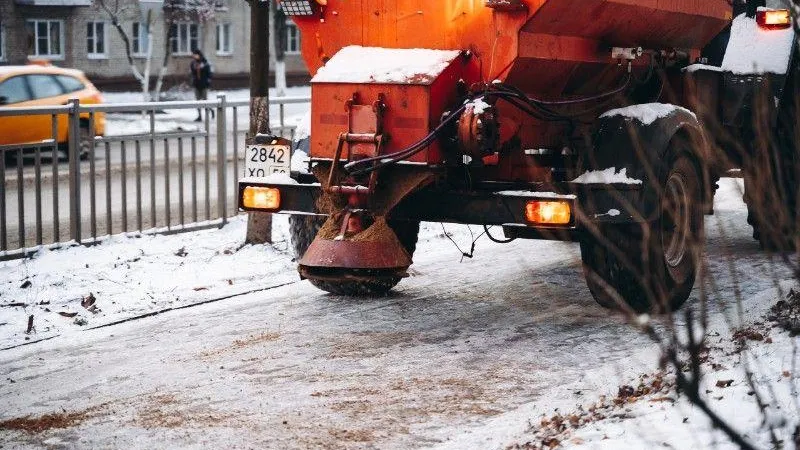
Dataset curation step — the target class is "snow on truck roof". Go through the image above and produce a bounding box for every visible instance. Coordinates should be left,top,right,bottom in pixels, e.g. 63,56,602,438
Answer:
311,46,461,85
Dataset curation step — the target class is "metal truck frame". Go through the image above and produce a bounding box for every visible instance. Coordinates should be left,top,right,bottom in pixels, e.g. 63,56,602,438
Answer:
239,0,798,313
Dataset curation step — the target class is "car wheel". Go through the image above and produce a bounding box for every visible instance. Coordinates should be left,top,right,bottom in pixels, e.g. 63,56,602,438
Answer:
78,127,93,160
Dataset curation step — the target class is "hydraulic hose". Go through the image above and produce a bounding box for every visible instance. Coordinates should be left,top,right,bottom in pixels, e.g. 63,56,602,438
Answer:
344,102,468,176
488,73,632,110
343,72,635,176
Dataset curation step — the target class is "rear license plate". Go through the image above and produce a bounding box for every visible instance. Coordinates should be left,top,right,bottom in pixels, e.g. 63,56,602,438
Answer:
245,144,291,177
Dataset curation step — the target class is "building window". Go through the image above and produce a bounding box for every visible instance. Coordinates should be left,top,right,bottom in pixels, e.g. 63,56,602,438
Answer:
285,21,300,54
25,20,64,59
86,21,106,58
132,22,150,56
214,0,227,10
216,23,231,55
170,22,199,55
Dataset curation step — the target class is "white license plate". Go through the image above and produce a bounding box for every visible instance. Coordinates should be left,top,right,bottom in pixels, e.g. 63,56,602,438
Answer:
245,144,291,177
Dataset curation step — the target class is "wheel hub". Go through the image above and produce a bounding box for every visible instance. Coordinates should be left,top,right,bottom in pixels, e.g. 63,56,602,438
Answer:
663,173,690,268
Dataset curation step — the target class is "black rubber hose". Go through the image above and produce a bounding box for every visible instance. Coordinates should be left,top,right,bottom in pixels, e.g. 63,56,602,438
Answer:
345,73,633,175
344,102,468,175
489,73,632,107
492,93,570,123
484,225,516,243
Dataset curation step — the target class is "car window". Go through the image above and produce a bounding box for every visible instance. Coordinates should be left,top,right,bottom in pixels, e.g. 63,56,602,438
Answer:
55,75,85,94
0,76,33,104
27,75,65,100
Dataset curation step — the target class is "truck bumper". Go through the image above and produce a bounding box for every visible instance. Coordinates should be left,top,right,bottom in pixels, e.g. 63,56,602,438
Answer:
238,177,643,242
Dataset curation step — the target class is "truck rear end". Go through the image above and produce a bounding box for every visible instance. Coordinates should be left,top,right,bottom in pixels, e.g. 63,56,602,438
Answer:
239,0,796,312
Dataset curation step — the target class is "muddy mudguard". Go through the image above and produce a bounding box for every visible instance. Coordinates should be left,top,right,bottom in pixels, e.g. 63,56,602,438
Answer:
587,108,708,221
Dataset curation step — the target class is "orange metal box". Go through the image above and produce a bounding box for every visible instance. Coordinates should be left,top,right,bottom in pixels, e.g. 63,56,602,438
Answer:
309,48,480,164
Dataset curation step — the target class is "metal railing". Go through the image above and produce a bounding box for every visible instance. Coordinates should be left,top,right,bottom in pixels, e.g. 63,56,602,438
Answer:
0,94,310,259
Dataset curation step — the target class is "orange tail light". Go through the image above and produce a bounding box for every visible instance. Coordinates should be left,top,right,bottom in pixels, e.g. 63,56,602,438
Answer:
242,186,281,211
757,9,792,30
525,201,572,226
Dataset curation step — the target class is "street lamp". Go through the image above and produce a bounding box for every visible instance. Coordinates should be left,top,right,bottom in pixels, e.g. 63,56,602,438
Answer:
278,0,326,16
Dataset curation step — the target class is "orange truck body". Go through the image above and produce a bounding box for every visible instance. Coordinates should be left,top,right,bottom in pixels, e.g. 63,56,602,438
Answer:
244,1,796,305
295,0,732,169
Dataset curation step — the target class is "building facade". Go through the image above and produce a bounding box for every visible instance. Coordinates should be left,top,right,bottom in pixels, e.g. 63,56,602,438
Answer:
0,0,310,91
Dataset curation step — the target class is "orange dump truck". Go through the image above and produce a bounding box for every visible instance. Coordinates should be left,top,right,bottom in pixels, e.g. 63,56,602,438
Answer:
240,0,798,312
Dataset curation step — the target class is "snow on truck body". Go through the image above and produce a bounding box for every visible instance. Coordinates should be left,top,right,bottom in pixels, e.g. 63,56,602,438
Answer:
310,46,462,85
239,0,797,312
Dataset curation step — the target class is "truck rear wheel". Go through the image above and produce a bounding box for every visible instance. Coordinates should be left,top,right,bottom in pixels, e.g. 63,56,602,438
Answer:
743,63,798,252
744,167,797,251
580,153,704,313
289,215,419,296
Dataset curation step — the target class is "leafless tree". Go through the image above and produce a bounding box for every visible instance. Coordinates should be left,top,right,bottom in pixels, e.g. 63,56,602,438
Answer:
641,3,800,447
272,0,288,96
97,0,156,101
98,0,219,101
156,0,219,100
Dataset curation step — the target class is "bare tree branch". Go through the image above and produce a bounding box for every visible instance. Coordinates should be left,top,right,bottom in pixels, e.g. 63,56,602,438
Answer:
97,0,145,83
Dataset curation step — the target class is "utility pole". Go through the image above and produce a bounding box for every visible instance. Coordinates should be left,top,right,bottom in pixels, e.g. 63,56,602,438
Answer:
245,0,273,244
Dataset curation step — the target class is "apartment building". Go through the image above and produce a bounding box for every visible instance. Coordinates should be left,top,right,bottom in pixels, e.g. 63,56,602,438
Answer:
0,0,310,91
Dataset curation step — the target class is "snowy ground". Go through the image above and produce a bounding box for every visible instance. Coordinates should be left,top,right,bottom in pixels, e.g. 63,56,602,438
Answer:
0,216,487,351
101,87,311,138
494,283,800,450
0,178,797,449
0,215,298,350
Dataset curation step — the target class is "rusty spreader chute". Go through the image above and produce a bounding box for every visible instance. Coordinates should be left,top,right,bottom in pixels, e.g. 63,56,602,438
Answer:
298,92,432,283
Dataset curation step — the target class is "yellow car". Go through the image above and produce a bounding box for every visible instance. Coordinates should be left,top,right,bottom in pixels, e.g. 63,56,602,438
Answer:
0,64,106,157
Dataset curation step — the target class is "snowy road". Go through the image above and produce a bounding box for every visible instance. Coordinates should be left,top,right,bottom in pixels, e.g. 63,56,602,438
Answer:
0,179,793,449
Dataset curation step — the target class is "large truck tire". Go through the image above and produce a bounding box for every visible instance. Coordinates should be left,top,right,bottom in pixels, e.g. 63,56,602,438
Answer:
580,153,704,313
289,215,420,296
744,168,796,251
743,64,798,252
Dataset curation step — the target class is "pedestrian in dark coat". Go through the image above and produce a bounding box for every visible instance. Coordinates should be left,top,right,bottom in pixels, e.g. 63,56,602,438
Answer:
190,48,213,121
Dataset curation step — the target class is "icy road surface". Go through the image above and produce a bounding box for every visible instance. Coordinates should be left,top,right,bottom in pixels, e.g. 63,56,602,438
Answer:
0,179,793,449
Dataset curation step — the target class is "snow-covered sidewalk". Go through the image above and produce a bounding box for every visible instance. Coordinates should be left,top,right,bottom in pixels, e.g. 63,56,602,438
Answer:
0,216,298,350
0,216,488,350
488,282,800,450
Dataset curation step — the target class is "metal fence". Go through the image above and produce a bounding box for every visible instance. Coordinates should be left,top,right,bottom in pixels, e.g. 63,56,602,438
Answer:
0,94,310,259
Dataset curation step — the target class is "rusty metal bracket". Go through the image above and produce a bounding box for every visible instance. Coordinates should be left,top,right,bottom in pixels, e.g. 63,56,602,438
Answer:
325,93,389,200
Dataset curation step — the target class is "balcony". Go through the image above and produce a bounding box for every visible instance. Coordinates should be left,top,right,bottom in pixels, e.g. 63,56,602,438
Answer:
15,0,92,5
